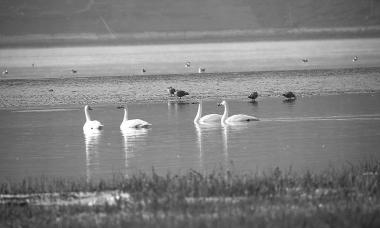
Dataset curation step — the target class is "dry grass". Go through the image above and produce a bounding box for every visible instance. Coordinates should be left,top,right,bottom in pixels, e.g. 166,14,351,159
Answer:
0,161,379,227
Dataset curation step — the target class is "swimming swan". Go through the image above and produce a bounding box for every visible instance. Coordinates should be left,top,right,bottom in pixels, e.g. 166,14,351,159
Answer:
194,101,222,124
218,100,259,124
83,105,103,131
120,106,152,129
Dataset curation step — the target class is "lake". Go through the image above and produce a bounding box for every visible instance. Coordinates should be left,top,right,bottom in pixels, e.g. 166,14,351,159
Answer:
1,93,379,182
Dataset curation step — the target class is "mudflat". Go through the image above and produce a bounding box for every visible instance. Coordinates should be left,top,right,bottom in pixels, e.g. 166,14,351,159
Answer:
0,67,379,109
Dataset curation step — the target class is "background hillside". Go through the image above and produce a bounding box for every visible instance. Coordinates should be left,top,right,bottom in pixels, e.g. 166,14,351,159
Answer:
0,0,380,45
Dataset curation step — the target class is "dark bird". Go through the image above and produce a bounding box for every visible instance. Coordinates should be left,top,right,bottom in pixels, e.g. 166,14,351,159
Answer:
185,62,191,68
167,86,176,96
48,89,54,92
72,69,77,73
353,56,359,62
282,91,296,100
198,68,206,73
301,58,309,63
2,69,8,75
175,90,189,99
141,68,146,73
248,91,259,101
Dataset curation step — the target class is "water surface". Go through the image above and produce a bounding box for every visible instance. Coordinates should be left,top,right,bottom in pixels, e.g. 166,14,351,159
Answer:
1,93,379,181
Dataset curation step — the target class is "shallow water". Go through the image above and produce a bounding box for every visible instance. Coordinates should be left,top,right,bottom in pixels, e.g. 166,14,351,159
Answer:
0,93,379,181
1,38,380,79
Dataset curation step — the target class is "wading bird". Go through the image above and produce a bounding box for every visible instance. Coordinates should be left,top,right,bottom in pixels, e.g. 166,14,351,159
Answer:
282,91,296,100
167,86,176,96
248,92,259,101
175,90,189,99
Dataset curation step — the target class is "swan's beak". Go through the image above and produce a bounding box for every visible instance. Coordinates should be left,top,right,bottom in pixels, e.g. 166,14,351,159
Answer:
88,106,93,110
217,103,222,106
117,105,125,109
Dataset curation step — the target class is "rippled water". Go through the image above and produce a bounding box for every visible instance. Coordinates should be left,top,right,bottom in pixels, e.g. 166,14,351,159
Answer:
0,93,379,181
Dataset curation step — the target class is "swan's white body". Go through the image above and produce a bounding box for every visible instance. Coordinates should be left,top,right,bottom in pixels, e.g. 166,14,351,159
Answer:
194,101,222,124
120,108,151,129
219,100,259,124
83,105,103,131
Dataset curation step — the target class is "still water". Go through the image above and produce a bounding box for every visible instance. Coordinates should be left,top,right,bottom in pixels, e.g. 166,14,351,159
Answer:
1,38,380,79
1,93,380,181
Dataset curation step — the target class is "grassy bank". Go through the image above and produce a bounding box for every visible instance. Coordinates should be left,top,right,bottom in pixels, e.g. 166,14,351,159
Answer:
1,161,379,227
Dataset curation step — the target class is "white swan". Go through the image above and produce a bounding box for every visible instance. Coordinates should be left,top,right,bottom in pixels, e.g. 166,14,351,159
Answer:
194,101,222,124
83,105,103,131
120,106,152,129
218,100,259,124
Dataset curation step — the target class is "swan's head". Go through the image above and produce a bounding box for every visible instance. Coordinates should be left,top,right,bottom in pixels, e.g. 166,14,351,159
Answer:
218,100,227,107
85,105,93,111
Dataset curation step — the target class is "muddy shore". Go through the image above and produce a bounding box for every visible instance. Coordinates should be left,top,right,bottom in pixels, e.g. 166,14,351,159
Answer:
1,67,380,110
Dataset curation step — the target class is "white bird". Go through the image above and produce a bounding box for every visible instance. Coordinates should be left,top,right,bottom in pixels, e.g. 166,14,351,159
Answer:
218,100,259,124
120,106,152,129
194,100,222,124
83,105,103,131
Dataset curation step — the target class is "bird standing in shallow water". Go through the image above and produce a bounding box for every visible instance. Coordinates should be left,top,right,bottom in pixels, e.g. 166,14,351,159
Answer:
282,91,296,100
167,87,176,96
353,56,359,62
175,90,189,99
248,92,258,102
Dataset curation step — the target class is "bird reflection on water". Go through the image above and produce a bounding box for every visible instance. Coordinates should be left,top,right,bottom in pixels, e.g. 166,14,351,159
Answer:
84,130,102,183
121,128,150,177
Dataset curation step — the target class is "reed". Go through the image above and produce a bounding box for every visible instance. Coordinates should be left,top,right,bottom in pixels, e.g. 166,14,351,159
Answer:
1,161,379,228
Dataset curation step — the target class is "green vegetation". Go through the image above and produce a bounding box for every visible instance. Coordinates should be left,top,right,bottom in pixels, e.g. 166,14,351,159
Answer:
1,161,379,227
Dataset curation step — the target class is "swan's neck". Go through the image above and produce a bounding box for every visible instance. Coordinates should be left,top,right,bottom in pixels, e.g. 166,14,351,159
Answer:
84,107,91,121
194,103,202,123
221,103,229,124
123,109,128,122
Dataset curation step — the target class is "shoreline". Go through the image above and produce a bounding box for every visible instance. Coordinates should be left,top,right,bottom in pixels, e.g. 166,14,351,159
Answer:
1,67,380,110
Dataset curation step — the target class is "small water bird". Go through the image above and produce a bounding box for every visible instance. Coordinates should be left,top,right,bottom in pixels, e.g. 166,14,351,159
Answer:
353,56,359,62
248,91,259,101
301,58,309,63
167,86,176,96
185,62,191,68
83,105,103,131
120,105,152,129
2,69,8,75
282,91,296,100
175,90,189,99
141,68,146,73
194,100,222,124
72,69,77,74
218,100,259,124
198,68,206,73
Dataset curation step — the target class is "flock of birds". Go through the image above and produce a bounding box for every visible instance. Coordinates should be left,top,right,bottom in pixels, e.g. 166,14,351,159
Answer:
83,87,296,132
1,55,361,77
